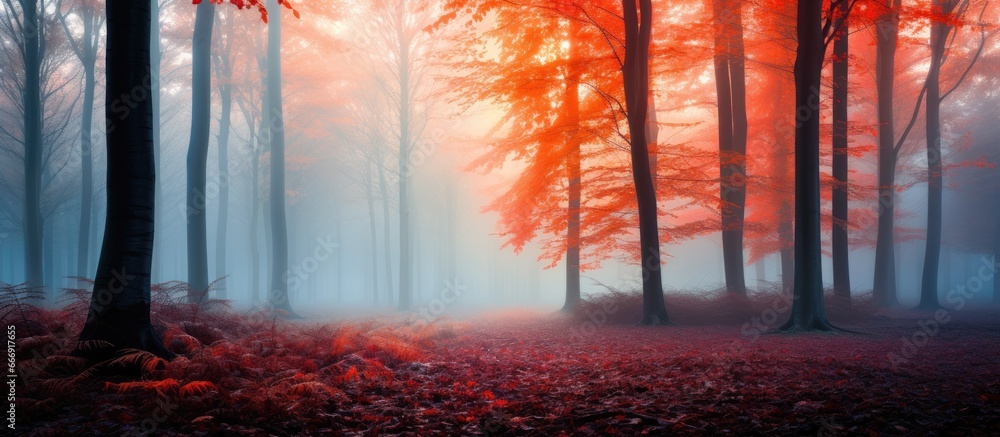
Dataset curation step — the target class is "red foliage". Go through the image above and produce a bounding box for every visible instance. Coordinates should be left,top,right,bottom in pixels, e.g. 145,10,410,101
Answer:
10,289,1000,434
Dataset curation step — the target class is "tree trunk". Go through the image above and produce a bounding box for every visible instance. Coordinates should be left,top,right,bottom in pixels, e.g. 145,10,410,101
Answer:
249,128,261,304
780,0,833,331
23,0,44,291
872,1,900,306
712,0,747,296
266,0,294,315
151,0,162,283
623,0,670,325
185,0,215,304
78,57,96,278
78,0,173,360
918,0,952,310
376,156,395,306
397,1,412,311
366,162,380,305
563,17,582,311
215,80,232,299
831,0,851,302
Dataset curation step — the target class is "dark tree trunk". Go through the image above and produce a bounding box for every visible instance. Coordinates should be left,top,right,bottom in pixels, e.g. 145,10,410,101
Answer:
23,0,44,291
623,0,670,325
185,0,215,304
918,0,955,310
266,0,294,315
215,79,232,299
831,0,851,302
712,0,747,296
872,1,900,306
563,17,582,311
151,0,162,283
780,0,833,331
78,0,173,360
397,1,412,311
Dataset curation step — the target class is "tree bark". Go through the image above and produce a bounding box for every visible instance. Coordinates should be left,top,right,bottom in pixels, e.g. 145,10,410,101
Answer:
376,153,395,306
623,0,670,325
215,70,232,299
23,0,44,291
831,0,851,302
185,0,215,304
872,0,900,306
78,0,173,360
397,0,412,311
562,17,582,311
712,0,747,296
918,0,954,310
780,0,833,331
151,0,162,283
266,0,295,315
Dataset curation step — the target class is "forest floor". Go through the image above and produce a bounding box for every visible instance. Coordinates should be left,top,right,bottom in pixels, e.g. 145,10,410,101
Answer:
9,287,1000,436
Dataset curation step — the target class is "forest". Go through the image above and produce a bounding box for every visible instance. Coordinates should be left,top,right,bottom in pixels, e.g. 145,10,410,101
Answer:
2,0,1000,434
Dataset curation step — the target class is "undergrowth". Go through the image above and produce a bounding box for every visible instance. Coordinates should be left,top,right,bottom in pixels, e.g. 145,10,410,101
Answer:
4,281,451,435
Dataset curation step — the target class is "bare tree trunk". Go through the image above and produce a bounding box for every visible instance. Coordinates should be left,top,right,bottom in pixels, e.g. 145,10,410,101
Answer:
918,0,955,310
712,0,748,296
376,157,394,306
151,0,162,283
78,0,172,360
215,75,232,299
873,1,900,306
266,0,294,315
563,16,582,311
185,0,215,303
623,0,669,325
396,0,412,311
831,0,851,302
781,0,833,331
366,162,380,305
23,0,44,291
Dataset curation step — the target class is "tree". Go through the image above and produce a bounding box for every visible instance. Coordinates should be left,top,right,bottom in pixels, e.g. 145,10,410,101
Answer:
831,0,851,302
21,0,44,291
185,0,216,303
78,0,173,359
872,0,901,306
712,0,748,296
56,0,104,280
265,0,296,316
213,7,236,299
918,0,989,310
780,0,834,332
621,0,669,325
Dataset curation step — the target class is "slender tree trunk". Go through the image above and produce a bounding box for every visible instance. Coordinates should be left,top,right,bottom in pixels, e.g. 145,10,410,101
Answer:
623,0,669,325
151,0,162,283
266,0,294,315
376,157,395,305
563,17,582,311
873,1,900,306
23,0,43,291
831,0,851,302
755,258,766,288
781,0,833,331
397,1,412,311
249,130,261,304
185,0,215,304
215,82,232,299
78,0,172,360
918,0,953,310
78,61,95,278
712,0,747,296
366,164,380,305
